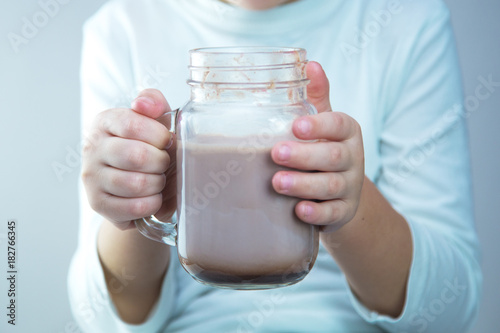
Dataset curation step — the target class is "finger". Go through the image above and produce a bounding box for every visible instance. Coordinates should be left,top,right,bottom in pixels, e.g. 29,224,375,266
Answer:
271,141,351,172
272,171,347,200
292,111,360,142
154,176,177,221
99,167,166,198
97,108,172,150
131,88,172,120
295,199,351,226
306,61,331,113
94,193,163,225
101,137,170,173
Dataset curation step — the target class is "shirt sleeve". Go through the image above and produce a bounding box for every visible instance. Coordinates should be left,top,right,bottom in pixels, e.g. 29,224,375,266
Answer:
347,2,482,332
67,3,177,332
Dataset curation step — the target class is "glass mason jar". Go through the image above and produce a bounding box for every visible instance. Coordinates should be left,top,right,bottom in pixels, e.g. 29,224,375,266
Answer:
136,47,319,290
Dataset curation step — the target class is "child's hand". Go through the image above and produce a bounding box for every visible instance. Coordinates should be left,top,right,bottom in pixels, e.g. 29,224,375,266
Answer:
81,89,177,230
271,62,365,232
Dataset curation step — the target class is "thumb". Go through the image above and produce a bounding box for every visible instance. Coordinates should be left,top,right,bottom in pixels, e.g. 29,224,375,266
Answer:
306,61,332,113
131,88,172,119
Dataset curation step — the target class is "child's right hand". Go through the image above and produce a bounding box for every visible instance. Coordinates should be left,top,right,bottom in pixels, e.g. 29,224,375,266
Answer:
82,89,177,230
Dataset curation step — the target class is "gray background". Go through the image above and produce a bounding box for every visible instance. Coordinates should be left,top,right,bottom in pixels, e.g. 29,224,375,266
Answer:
0,0,498,332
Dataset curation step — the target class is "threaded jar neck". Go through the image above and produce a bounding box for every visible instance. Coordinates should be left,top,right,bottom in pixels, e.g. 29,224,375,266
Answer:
188,47,309,103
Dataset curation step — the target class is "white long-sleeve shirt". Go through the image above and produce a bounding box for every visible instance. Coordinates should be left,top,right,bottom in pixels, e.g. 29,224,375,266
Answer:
68,0,482,332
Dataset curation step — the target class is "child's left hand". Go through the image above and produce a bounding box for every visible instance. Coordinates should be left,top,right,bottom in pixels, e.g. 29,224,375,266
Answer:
271,61,365,232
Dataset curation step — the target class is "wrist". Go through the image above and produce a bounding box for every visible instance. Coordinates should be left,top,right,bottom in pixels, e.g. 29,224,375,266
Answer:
318,177,412,316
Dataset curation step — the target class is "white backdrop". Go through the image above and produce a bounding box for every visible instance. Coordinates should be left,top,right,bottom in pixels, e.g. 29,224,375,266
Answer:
0,0,498,332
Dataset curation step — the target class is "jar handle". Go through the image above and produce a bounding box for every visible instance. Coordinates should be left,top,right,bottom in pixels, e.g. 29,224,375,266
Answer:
135,215,177,246
134,108,179,246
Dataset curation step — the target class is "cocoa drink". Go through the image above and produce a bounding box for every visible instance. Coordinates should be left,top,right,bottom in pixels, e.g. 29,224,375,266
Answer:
176,136,319,289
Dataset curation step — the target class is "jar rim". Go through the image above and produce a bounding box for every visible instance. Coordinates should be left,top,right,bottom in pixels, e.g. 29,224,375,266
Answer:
189,46,306,56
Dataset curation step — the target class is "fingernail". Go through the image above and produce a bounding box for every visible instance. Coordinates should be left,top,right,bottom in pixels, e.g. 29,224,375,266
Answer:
297,119,312,135
302,204,313,219
278,145,291,161
165,134,174,149
131,96,155,110
279,174,293,192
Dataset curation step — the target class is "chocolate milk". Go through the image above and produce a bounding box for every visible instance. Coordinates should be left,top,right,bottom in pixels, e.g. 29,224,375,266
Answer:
176,136,319,289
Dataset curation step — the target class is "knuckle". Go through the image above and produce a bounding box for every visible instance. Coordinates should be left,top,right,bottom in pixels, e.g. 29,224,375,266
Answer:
326,176,344,197
87,191,103,214
82,136,96,156
81,169,93,186
329,145,342,166
122,116,145,138
332,112,345,128
129,173,148,195
325,202,342,224
129,199,153,218
127,145,149,169
83,128,104,157
95,110,113,133
109,171,121,189
331,206,342,223
81,166,103,193
81,165,92,179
